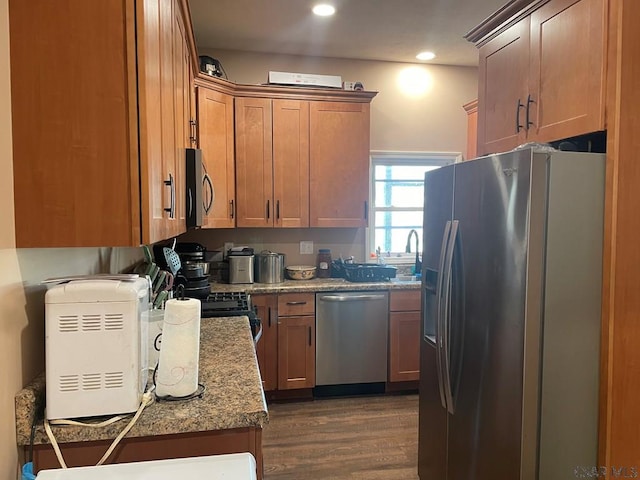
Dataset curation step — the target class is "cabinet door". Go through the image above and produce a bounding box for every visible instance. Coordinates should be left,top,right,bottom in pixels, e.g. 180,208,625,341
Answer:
158,0,180,240
171,0,190,238
278,293,315,316
235,97,273,227
196,87,236,228
477,16,530,156
137,0,165,245
277,316,315,390
528,0,605,142
10,0,140,247
389,311,421,382
253,295,278,392
309,101,370,227
273,100,310,228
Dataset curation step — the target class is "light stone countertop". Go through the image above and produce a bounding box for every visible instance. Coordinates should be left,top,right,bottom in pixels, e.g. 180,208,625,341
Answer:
15,317,267,446
211,277,420,294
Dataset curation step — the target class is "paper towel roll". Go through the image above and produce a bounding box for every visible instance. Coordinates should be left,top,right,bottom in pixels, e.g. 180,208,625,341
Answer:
155,298,201,398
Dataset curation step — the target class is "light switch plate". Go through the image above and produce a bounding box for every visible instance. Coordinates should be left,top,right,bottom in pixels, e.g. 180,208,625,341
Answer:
300,241,314,255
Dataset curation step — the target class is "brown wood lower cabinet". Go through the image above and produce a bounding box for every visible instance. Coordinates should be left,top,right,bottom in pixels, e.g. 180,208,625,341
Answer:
253,294,278,391
30,428,263,479
389,290,421,382
277,293,316,390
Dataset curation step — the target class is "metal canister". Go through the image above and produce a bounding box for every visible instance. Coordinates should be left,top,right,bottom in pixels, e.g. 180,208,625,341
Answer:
254,251,285,284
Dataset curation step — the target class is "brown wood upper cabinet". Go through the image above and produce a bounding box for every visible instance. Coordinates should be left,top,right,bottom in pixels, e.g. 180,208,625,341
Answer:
309,102,371,228
235,98,309,228
475,0,605,156
195,85,236,228
8,0,196,247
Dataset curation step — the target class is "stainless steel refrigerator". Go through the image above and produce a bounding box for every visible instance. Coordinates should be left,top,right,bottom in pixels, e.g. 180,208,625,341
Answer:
418,148,605,480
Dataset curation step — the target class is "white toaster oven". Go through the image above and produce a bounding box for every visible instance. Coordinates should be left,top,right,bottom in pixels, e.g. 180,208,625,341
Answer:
45,278,150,420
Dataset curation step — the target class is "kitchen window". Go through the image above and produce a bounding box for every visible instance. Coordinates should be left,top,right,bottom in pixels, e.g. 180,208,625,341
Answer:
368,151,459,261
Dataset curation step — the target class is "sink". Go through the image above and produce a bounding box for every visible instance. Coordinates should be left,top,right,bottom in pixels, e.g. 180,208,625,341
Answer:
390,275,420,284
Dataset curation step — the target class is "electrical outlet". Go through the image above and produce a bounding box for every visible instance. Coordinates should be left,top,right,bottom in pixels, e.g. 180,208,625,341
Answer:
300,241,314,255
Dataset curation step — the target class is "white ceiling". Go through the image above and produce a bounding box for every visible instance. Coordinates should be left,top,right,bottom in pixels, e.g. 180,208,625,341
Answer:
188,0,508,67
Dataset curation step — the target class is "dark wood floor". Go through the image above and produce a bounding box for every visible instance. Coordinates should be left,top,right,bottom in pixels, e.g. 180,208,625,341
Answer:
262,394,419,480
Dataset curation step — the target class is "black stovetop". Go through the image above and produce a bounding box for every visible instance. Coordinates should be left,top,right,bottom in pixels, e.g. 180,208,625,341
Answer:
201,291,251,316
201,291,260,342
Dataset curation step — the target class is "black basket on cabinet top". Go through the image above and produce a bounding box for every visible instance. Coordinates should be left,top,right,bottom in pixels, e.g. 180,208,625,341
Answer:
332,261,397,282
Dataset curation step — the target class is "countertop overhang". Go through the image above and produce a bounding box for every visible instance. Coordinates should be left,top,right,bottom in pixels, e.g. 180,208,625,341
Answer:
15,317,267,446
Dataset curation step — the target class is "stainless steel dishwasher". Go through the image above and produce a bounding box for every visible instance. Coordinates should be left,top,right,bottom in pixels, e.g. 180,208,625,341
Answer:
315,291,389,386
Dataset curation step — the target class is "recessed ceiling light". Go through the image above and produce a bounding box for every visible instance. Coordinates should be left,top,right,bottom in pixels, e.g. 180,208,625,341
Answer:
313,4,336,16
416,51,436,61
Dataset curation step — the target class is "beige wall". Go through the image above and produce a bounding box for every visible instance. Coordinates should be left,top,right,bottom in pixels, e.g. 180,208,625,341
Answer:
0,2,139,477
201,49,478,156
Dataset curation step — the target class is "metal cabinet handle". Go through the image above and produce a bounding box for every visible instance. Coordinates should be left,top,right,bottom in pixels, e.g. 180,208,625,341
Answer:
526,94,535,130
268,307,272,327
189,119,197,145
230,200,235,219
163,173,175,218
308,326,312,346
516,99,525,133
286,301,307,306
276,200,280,220
266,200,270,220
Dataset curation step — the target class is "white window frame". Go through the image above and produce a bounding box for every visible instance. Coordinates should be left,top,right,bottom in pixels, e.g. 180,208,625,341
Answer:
368,151,461,263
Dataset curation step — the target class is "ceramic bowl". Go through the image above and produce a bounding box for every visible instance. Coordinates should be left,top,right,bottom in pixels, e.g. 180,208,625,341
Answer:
286,265,317,280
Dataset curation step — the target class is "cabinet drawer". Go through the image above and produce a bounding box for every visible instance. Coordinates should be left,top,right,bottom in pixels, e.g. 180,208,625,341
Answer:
278,293,315,316
390,290,420,312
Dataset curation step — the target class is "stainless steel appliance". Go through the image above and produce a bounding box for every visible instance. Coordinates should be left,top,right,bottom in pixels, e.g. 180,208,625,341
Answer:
419,148,605,479
254,251,285,284
315,291,389,386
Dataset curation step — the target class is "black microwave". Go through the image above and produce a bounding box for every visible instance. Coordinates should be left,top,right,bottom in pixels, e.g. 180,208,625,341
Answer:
185,148,213,228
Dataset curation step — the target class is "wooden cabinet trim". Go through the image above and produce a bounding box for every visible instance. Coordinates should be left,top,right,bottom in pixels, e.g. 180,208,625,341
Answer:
465,0,549,45
195,73,378,103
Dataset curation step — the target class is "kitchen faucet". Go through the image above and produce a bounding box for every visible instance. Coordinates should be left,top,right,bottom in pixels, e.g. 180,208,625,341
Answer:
405,229,422,274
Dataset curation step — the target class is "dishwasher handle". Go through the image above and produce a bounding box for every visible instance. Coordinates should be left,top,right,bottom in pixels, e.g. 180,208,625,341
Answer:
318,294,387,302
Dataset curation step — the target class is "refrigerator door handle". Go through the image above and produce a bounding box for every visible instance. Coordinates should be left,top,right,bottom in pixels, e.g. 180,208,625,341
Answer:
435,220,452,410
442,220,459,415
